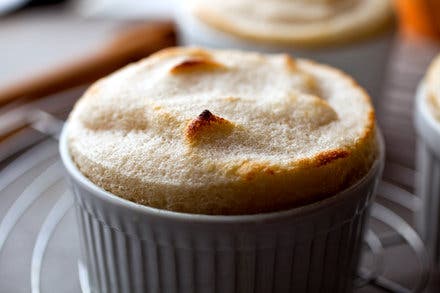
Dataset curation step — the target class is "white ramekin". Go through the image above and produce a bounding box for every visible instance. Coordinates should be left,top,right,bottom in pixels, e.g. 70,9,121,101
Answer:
60,127,384,293
415,83,440,266
175,6,394,102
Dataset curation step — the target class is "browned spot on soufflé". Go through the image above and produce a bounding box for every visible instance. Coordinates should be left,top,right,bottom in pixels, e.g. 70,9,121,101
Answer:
283,54,297,72
235,161,277,181
316,149,350,167
186,110,234,144
170,57,225,74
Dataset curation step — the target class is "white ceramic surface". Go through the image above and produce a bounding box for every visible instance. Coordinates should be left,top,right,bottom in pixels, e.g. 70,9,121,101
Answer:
415,84,440,266
175,5,394,102
60,125,384,293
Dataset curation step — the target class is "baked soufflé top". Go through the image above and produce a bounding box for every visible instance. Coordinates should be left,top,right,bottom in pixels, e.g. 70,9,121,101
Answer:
67,47,377,215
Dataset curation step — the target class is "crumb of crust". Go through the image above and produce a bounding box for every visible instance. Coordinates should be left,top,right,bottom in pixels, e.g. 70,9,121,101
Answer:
185,109,234,144
170,57,226,74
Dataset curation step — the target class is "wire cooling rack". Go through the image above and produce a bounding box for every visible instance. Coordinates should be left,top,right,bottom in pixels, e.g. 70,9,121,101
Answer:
0,37,439,293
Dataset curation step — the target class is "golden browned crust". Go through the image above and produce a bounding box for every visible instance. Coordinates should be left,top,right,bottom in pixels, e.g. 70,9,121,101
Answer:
315,149,350,167
170,57,225,74
150,46,212,60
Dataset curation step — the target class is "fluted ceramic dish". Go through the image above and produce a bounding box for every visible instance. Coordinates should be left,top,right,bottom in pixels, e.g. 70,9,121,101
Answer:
60,124,385,293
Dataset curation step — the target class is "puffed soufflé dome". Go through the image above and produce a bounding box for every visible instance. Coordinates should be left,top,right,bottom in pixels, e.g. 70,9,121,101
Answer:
67,47,377,215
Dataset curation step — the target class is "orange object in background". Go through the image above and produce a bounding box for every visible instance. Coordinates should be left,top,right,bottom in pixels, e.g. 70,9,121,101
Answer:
394,0,440,40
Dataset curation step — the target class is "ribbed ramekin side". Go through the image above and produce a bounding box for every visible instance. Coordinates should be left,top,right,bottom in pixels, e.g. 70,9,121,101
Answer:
71,178,375,293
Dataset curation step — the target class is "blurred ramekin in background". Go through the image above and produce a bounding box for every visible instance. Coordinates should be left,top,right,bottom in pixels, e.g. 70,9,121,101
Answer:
415,55,440,266
176,0,395,102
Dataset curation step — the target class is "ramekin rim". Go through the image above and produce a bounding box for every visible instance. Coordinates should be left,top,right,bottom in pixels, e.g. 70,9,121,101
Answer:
176,2,395,49
59,124,384,223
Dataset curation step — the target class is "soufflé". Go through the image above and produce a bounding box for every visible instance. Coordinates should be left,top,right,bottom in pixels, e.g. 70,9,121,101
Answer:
67,47,377,215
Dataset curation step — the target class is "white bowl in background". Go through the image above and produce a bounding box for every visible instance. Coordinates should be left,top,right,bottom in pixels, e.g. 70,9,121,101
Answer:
176,5,395,103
